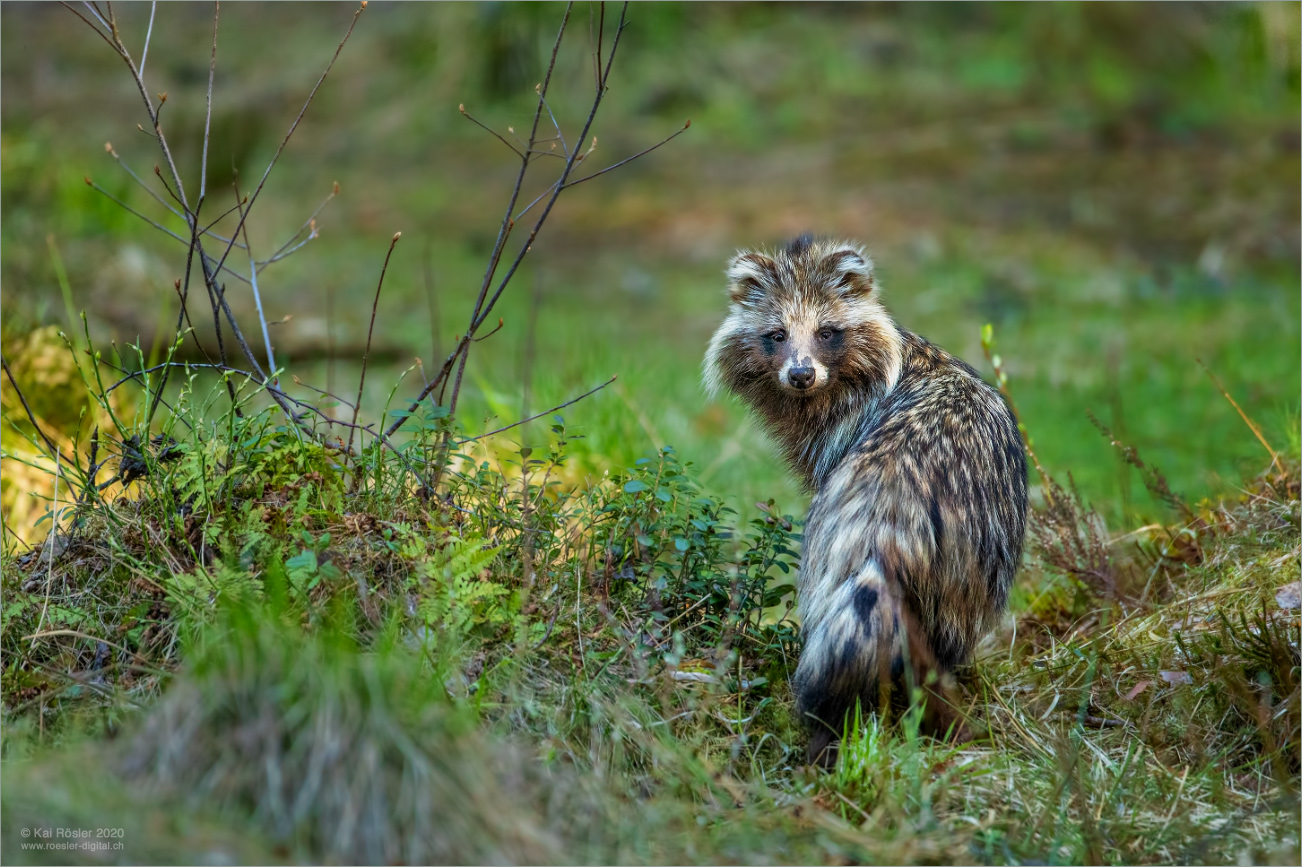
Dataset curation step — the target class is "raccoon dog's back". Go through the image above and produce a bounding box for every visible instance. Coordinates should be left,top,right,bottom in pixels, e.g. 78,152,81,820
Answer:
703,235,1028,763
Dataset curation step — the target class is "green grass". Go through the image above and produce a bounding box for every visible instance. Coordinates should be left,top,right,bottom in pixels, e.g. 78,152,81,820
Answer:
1,362,1298,864
1,4,1299,864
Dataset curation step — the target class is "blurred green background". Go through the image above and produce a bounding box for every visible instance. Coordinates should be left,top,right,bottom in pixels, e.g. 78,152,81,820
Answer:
2,1,1298,530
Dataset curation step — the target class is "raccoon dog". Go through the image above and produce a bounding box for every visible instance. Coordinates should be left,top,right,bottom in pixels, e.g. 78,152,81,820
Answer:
703,234,1028,765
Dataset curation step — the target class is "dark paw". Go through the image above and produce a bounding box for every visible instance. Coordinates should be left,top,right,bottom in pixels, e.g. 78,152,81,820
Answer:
806,729,839,769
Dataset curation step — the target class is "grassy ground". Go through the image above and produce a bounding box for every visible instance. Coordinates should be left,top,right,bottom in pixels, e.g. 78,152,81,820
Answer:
0,383,1297,864
1,3,1299,864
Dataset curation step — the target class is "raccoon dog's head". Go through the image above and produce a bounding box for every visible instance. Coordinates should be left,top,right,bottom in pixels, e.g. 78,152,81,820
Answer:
704,235,902,405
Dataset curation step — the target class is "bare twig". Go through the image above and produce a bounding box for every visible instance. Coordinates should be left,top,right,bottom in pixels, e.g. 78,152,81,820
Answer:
1,355,66,463
259,181,336,268
83,178,249,285
563,119,691,190
389,3,665,442
290,375,356,411
233,183,277,376
1197,358,1281,473
458,375,616,444
326,279,337,409
348,231,402,455
468,4,633,337
62,2,116,51
67,0,361,432
105,360,245,395
521,271,543,421
459,104,524,158
473,318,505,342
199,1,218,204
32,449,61,643
138,0,157,78
207,2,366,284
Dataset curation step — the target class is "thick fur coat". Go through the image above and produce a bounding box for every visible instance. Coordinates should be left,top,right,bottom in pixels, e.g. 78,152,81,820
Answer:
704,235,1028,763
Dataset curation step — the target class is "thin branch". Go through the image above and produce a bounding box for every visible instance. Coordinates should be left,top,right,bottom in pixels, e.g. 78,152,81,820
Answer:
290,375,356,411
387,5,576,439
1197,358,1281,472
385,3,658,441
1,355,66,462
232,183,276,376
85,176,248,280
208,2,366,283
348,232,402,455
537,88,570,156
473,318,505,342
89,1,111,32
106,361,238,395
90,358,192,429
84,177,188,244
594,1,605,93
513,178,563,223
259,182,336,268
459,104,524,158
198,198,249,243
199,1,218,204
563,120,691,190
105,143,186,222
470,3,632,335
138,0,157,78
63,2,117,52
459,376,616,445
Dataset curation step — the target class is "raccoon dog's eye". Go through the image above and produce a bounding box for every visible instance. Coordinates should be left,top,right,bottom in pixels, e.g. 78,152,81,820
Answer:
819,328,839,341
767,330,787,343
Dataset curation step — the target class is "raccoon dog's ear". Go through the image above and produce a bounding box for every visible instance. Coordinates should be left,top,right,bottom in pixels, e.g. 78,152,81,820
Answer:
725,251,777,304
825,246,876,297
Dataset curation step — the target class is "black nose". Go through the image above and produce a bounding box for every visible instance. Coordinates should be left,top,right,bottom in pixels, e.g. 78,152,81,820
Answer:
789,366,815,389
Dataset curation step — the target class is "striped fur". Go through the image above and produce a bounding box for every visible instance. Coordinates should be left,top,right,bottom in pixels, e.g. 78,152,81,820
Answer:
703,235,1028,763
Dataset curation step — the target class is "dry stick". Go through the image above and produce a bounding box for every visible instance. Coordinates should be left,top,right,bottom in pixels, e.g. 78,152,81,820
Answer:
521,270,543,421
560,121,691,190
259,181,336,269
68,2,353,433
32,449,61,645
385,4,577,444
459,107,524,158
423,243,441,398
468,3,633,336
114,5,240,410
388,3,651,441
198,1,217,205
473,318,505,342
326,279,337,412
84,176,248,282
1197,358,1281,473
232,182,277,377
63,3,116,51
591,2,604,93
151,245,218,425
457,4,577,340
138,1,157,80
458,375,617,445
206,3,366,283
348,232,402,456
290,375,356,411
1,356,67,463
982,330,1054,506
106,361,244,395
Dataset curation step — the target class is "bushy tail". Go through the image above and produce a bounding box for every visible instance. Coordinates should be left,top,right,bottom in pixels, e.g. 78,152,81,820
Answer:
793,560,963,765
